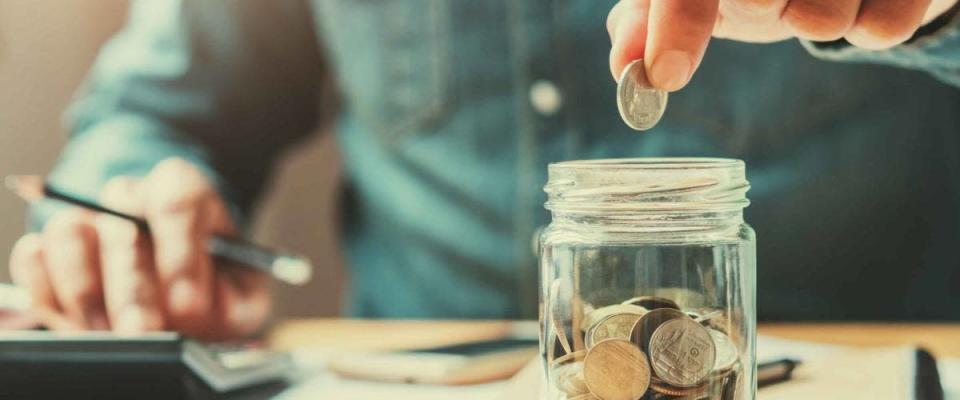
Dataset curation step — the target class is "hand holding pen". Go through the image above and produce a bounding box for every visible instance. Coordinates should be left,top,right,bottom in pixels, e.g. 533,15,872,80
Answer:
6,158,312,340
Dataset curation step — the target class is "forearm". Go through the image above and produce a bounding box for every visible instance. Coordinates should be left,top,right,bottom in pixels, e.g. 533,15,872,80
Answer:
802,3,960,87
31,0,327,232
30,115,244,231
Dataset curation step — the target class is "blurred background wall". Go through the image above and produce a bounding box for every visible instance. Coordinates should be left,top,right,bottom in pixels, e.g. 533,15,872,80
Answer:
0,0,343,318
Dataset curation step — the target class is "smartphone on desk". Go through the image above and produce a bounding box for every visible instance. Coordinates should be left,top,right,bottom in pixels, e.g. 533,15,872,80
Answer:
327,337,539,385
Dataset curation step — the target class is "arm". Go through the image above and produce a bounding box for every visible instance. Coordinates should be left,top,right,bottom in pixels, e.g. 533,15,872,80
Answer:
34,0,328,230
12,0,329,339
802,3,960,88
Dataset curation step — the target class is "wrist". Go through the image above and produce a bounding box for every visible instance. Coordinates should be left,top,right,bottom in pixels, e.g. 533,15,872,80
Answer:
910,0,960,44
923,0,960,26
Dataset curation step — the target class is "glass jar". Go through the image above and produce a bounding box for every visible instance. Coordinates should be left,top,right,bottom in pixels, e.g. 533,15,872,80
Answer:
539,158,756,400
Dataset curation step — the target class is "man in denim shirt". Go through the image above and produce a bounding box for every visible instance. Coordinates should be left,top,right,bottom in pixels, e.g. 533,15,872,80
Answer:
8,0,960,339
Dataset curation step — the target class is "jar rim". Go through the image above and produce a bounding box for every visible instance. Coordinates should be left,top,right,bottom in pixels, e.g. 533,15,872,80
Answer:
549,157,743,170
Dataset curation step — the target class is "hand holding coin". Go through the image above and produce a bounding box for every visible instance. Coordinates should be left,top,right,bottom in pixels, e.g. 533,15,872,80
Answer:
606,0,958,91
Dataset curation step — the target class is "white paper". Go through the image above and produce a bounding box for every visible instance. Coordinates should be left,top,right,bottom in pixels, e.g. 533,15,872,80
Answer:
941,358,960,400
272,347,507,400
275,336,960,399
274,371,506,400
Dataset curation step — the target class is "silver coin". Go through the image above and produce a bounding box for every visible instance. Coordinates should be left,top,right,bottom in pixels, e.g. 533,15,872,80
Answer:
708,329,738,373
584,304,647,331
585,312,643,349
616,59,668,131
552,361,590,396
630,307,688,353
649,318,717,387
694,310,724,324
622,295,680,311
721,365,742,400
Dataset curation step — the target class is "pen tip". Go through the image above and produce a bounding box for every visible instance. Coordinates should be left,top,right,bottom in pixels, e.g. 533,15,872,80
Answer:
271,257,313,286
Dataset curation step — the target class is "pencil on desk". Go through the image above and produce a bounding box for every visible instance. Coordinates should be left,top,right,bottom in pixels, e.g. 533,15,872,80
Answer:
5,175,313,286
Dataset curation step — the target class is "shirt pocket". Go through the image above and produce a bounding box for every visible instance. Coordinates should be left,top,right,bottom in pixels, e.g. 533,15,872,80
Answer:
313,0,453,140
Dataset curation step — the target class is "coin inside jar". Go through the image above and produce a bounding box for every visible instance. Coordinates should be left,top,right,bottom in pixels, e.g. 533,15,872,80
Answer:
721,365,743,400
552,349,588,366
616,59,668,131
583,339,651,400
649,380,710,398
550,279,573,354
648,318,717,388
569,394,600,400
583,304,647,330
552,361,590,396
585,312,644,349
708,329,738,373
630,307,688,353
693,310,724,324
622,296,680,311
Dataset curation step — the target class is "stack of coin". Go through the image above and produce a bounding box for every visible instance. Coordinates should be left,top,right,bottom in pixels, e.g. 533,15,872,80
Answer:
549,296,742,400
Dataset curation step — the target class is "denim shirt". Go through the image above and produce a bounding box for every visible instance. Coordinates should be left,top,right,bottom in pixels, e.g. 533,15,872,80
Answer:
35,0,960,320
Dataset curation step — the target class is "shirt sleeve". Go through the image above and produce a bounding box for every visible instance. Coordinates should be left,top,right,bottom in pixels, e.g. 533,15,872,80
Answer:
802,5,960,88
31,0,330,231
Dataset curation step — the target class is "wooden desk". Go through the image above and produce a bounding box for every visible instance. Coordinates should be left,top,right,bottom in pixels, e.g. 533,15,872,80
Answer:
269,319,960,358
760,323,960,358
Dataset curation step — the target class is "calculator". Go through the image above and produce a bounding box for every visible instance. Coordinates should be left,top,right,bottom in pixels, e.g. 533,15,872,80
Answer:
0,331,294,399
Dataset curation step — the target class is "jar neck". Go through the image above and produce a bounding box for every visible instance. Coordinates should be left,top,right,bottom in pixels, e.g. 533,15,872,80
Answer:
544,158,749,233
550,210,744,232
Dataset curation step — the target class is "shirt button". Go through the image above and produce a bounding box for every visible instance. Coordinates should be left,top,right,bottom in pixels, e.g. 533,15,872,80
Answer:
529,80,563,116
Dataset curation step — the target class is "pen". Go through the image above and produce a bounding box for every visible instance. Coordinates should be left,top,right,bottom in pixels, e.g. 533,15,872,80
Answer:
5,175,312,286
757,358,801,388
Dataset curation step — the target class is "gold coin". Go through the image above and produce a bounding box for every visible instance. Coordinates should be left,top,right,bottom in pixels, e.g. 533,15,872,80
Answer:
569,393,600,400
583,339,651,400
649,380,709,397
585,312,643,349
649,318,717,388
630,307,688,353
622,296,680,311
647,393,696,400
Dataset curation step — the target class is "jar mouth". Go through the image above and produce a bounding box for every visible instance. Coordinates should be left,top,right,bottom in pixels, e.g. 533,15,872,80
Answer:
545,158,749,217
550,158,742,170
